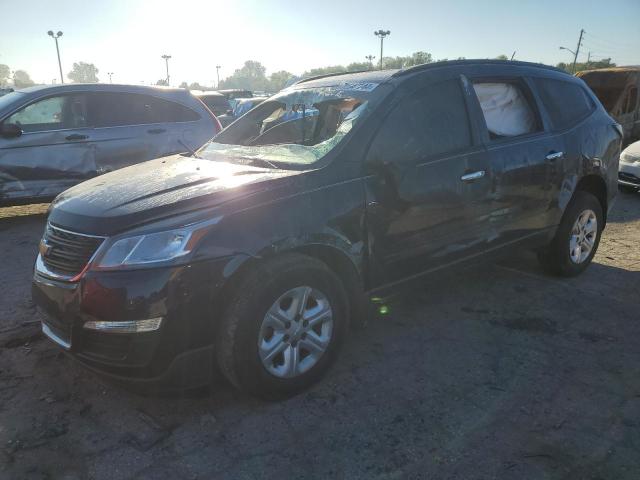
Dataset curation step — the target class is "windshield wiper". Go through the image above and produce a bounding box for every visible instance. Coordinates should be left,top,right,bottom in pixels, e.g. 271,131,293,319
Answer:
245,157,280,170
179,139,202,159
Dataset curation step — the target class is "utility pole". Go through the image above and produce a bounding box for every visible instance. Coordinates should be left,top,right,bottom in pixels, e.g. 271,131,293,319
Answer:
365,55,375,70
107,72,114,83
510,51,516,61
216,65,221,88
47,30,64,84
161,54,171,85
571,29,584,74
586,51,592,68
374,30,390,70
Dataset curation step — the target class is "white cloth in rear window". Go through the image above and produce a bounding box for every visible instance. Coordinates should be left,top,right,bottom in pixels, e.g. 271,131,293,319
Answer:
473,83,536,137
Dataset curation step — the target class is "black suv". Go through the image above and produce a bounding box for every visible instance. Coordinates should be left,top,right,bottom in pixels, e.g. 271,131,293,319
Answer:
32,61,621,398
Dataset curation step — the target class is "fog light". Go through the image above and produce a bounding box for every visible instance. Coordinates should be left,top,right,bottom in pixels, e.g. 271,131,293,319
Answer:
83,317,163,334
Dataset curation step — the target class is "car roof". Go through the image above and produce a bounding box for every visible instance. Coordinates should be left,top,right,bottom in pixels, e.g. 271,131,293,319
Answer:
15,83,192,98
295,69,399,88
295,60,570,89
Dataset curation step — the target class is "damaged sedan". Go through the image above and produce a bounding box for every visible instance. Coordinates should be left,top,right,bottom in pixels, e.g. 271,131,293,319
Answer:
33,61,620,399
0,84,220,206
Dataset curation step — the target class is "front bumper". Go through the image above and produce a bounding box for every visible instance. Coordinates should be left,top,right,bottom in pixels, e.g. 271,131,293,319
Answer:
32,256,233,389
619,159,640,187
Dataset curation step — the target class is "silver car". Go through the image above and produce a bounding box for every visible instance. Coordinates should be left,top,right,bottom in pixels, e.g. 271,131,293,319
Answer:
619,140,640,193
0,84,220,206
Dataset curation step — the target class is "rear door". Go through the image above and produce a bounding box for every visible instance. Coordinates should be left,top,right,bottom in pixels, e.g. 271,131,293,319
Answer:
365,75,494,286
86,92,200,174
468,77,564,241
0,93,96,202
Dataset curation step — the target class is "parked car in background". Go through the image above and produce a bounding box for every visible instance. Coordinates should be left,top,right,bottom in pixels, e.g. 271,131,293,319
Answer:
217,89,254,112
33,61,620,399
0,84,220,206
578,67,640,145
217,97,268,127
217,89,253,100
193,91,233,117
618,139,640,193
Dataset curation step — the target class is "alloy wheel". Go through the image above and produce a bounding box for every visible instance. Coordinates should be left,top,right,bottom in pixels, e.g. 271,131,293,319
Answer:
569,209,597,264
258,286,333,378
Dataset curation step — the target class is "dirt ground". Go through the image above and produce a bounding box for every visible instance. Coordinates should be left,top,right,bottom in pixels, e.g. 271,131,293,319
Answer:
0,193,639,480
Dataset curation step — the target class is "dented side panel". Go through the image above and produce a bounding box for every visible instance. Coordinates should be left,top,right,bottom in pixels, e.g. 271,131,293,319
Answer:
0,129,97,204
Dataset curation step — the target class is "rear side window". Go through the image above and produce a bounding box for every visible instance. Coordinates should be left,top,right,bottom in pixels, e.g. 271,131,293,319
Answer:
472,82,539,139
88,93,200,128
369,79,472,163
533,78,594,130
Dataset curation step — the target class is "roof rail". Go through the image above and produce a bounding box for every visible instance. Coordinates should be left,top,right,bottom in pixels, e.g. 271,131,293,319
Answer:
393,59,567,77
294,69,372,85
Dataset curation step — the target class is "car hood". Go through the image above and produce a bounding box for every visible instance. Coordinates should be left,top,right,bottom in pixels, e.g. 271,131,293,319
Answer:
49,154,303,235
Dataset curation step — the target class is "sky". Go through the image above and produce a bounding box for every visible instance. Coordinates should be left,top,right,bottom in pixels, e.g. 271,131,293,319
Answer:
1,0,639,86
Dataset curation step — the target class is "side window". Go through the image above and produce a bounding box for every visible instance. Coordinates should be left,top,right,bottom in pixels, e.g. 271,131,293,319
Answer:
472,81,539,139
5,95,88,133
145,96,200,123
369,79,472,164
625,86,638,114
533,78,595,130
88,93,200,128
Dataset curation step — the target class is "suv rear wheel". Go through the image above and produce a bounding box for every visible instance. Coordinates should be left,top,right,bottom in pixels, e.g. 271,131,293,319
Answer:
538,191,603,277
216,253,348,399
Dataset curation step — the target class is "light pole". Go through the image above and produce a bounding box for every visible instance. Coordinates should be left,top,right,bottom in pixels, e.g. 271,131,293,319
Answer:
47,30,64,84
216,65,221,88
374,29,390,70
107,72,114,83
559,46,576,71
161,54,171,85
365,55,375,70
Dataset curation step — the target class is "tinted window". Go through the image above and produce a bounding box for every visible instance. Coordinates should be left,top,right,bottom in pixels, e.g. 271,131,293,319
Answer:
88,93,199,127
5,94,88,133
370,80,472,163
534,78,594,130
472,81,539,139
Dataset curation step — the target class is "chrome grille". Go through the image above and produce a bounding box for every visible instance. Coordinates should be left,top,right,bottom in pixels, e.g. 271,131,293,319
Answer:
40,224,104,277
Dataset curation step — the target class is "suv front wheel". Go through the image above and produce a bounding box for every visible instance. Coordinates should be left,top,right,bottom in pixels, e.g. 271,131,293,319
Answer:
216,253,348,399
538,191,603,277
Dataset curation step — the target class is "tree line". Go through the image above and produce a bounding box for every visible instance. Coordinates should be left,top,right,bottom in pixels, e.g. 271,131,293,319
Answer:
1,54,617,91
0,62,99,88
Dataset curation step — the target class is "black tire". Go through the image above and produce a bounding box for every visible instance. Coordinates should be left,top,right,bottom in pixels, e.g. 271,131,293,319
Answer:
216,253,349,399
618,184,638,194
537,191,603,277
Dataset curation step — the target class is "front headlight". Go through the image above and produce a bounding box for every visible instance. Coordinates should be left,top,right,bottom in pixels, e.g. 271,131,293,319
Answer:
621,152,639,164
94,220,215,269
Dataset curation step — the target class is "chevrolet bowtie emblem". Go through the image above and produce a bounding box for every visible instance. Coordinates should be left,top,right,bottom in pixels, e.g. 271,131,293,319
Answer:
39,239,52,256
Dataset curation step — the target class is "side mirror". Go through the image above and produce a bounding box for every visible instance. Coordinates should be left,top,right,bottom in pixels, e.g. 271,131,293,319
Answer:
0,123,23,139
226,109,234,115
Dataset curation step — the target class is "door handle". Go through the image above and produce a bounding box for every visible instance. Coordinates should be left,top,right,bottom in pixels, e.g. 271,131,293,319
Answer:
147,128,167,134
460,170,485,182
545,151,564,161
65,134,88,141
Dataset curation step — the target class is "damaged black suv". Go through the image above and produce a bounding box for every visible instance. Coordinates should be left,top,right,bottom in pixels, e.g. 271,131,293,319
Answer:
33,61,621,398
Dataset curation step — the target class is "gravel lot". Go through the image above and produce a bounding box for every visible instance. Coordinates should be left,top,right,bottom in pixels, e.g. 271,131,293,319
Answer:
1,193,639,480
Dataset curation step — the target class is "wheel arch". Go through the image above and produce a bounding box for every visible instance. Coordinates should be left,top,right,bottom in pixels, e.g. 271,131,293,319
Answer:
575,174,608,226
213,243,367,328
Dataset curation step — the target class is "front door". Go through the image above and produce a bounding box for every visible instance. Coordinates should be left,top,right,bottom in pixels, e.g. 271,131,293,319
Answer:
0,93,96,203
364,77,494,287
